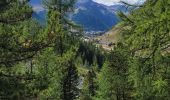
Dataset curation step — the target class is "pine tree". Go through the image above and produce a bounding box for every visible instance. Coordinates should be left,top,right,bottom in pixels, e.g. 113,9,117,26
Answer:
96,44,129,100
119,0,170,99
35,48,64,99
37,48,80,100
81,69,97,100
43,0,82,56
0,0,45,98
62,59,79,100
18,0,83,99
0,0,80,99
0,0,33,66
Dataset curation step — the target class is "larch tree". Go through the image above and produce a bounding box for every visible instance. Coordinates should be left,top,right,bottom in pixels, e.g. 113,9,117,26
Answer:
37,47,80,100
119,0,170,99
0,0,47,98
35,0,82,99
43,0,82,56
96,44,129,100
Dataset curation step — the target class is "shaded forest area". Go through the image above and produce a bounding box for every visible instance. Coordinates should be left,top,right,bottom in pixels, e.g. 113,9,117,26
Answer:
0,0,170,100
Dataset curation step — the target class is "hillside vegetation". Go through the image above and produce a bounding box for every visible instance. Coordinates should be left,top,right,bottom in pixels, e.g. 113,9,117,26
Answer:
0,0,170,100
94,23,124,50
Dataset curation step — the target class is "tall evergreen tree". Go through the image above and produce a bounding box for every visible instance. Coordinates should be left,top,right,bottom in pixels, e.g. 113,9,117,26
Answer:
43,0,82,56
81,69,97,100
37,48,80,100
119,0,170,99
0,0,33,66
0,0,80,99
62,59,79,100
0,0,46,98
96,44,129,100
0,0,52,66
36,1,82,99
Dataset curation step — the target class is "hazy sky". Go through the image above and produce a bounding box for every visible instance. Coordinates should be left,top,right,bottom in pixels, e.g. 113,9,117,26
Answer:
93,0,145,6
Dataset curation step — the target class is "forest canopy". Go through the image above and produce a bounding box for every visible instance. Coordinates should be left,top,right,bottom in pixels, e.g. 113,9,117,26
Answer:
0,0,170,100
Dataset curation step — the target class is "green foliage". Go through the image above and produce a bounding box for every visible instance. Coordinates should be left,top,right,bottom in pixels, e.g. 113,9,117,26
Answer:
81,69,97,99
0,0,45,98
118,0,170,99
96,45,129,100
36,47,80,100
0,0,82,99
1,0,170,100
78,41,105,68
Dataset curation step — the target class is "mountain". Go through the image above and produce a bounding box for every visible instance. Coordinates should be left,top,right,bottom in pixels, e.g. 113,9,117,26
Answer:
30,0,127,32
71,0,120,32
93,23,124,50
32,10,46,25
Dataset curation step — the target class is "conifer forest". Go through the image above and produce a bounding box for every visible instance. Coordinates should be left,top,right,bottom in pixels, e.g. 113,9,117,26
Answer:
0,0,170,100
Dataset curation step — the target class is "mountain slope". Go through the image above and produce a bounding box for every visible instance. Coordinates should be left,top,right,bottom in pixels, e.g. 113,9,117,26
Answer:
30,0,125,32
32,11,46,25
93,23,124,50
71,0,120,32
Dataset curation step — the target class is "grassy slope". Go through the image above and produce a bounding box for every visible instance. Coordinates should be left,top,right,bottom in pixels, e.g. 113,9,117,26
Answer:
94,23,123,50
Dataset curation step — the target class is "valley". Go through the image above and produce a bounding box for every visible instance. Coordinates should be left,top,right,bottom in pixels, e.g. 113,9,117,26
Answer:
1,0,170,99
30,0,127,32
30,0,128,51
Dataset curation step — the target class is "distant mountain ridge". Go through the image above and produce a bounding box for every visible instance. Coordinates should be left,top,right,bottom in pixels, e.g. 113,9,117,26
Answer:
71,0,121,32
32,10,46,25
31,0,127,32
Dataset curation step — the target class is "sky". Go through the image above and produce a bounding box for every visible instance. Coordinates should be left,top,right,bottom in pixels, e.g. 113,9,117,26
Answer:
93,0,145,6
